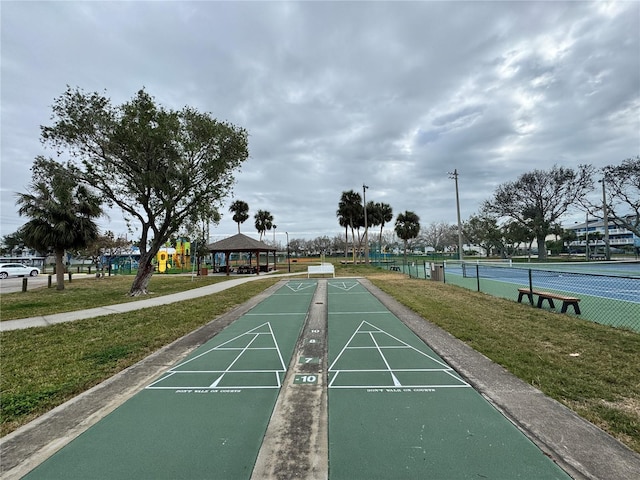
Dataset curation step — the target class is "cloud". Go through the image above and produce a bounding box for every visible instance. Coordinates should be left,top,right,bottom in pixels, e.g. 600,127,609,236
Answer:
2,1,638,243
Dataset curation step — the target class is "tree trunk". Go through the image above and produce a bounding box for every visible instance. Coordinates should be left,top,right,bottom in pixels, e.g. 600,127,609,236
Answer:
344,226,348,259
129,253,155,296
55,249,65,291
536,233,547,261
351,227,357,264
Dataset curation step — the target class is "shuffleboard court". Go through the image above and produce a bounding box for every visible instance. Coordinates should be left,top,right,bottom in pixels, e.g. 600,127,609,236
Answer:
23,280,318,480
327,279,571,479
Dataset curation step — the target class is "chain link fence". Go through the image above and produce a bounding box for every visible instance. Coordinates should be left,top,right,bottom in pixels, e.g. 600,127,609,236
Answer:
379,259,640,333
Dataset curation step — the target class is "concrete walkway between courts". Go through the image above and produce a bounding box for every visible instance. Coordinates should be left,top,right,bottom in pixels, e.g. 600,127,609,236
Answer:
1,277,639,479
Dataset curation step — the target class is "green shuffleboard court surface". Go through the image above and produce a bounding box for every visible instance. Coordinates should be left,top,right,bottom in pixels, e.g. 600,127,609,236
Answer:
327,279,570,479
24,280,318,480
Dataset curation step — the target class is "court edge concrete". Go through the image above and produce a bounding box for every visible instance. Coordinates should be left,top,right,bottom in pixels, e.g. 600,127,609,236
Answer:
251,281,329,480
358,278,640,480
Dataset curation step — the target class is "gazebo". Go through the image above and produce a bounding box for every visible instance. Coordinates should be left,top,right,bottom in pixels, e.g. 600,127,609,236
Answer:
206,233,277,276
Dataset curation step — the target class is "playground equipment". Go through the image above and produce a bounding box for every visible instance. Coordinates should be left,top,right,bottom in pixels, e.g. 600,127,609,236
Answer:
172,239,191,270
157,250,169,273
156,240,192,273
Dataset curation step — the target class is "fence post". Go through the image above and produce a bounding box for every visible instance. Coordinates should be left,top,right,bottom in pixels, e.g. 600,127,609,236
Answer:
476,265,480,292
527,269,534,305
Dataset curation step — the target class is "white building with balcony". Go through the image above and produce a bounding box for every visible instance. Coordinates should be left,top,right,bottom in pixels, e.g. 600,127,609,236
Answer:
566,215,638,255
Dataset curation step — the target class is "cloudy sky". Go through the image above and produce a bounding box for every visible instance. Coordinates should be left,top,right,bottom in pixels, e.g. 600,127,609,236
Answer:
1,1,638,244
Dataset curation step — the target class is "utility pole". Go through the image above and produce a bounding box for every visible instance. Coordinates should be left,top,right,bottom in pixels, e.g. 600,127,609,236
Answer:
600,177,611,261
285,231,290,273
363,183,369,264
585,212,589,261
448,169,464,260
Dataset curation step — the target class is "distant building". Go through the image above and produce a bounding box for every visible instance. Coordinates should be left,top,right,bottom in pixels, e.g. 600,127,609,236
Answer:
566,215,637,254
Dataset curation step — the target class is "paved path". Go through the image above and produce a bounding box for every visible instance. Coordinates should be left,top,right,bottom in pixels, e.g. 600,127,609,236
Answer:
2,278,639,479
0,273,288,332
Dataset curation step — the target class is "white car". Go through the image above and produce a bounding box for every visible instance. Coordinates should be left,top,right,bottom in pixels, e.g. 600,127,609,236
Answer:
0,263,40,279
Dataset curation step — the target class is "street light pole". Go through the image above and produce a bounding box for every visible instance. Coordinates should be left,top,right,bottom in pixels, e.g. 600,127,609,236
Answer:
599,178,611,261
585,212,589,261
448,169,464,260
363,183,369,264
286,231,290,273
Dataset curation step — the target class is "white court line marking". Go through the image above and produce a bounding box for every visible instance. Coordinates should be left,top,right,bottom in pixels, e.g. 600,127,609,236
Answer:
328,282,360,291
146,321,287,390
172,322,281,370
168,369,284,373
329,384,470,389
147,371,177,389
329,311,390,315
244,312,306,316
332,368,453,372
285,282,317,292
210,334,260,387
147,385,281,390
328,320,468,389
369,331,402,386
329,321,450,371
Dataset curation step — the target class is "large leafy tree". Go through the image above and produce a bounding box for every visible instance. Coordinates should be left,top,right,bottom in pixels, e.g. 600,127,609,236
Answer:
79,230,130,273
421,221,457,253
483,165,593,260
394,210,421,263
463,213,502,256
503,220,535,257
0,231,26,256
16,157,103,290
254,210,274,241
230,200,250,233
40,87,249,295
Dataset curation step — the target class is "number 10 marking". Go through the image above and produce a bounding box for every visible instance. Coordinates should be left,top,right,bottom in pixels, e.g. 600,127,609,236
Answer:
294,374,318,384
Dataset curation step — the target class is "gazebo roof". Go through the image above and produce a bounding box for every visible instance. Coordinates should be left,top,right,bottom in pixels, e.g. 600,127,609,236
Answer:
206,233,276,253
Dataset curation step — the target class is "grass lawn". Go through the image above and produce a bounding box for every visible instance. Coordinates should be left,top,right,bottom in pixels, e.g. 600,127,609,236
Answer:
1,264,638,455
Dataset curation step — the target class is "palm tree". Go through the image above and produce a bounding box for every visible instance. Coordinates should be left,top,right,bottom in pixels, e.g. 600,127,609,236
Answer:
376,202,393,253
395,210,421,265
229,200,249,233
254,210,274,241
337,190,363,263
16,158,103,290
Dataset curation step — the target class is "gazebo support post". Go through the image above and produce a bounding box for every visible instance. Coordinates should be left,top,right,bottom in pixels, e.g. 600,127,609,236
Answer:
255,250,260,275
225,252,230,276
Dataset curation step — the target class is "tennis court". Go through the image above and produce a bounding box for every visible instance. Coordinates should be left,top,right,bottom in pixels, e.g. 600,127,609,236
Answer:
443,260,640,332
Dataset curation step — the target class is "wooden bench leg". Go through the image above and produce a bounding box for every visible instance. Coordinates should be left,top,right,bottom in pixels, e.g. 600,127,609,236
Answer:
537,296,555,309
518,291,533,305
561,302,581,314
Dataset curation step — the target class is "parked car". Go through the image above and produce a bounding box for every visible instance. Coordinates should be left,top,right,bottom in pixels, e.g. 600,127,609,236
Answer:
0,263,40,279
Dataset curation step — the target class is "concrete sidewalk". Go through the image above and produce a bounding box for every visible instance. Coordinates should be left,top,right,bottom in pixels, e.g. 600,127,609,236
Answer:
0,273,299,332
